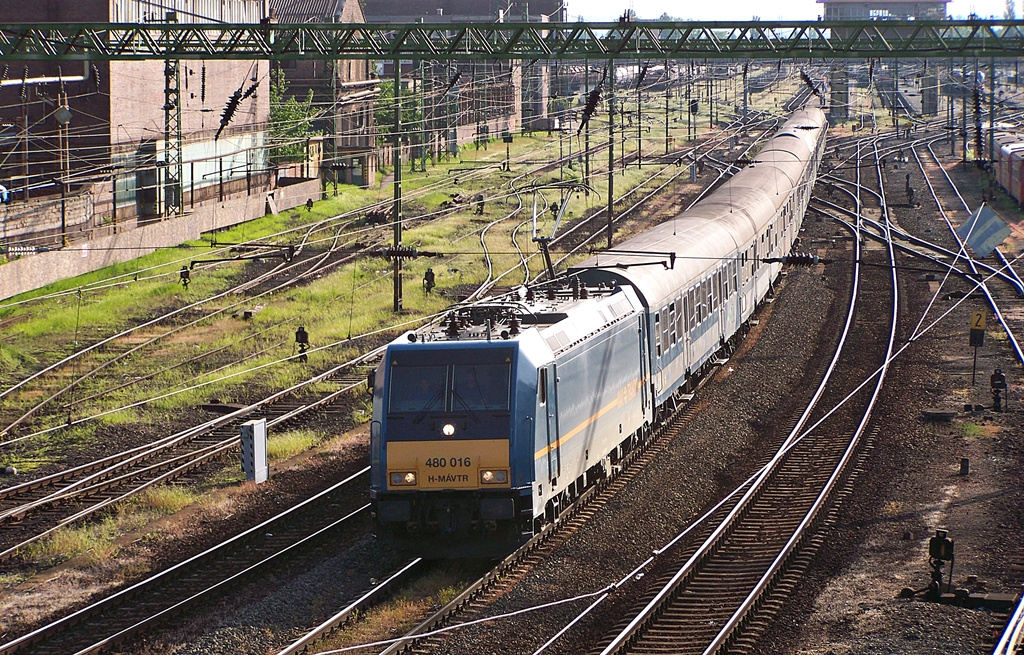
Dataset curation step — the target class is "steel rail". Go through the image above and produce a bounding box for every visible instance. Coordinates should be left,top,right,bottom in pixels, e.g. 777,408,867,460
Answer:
993,593,1024,655
909,146,1024,365
275,559,423,655
701,143,900,654
0,468,370,655
596,130,895,655
921,140,1024,293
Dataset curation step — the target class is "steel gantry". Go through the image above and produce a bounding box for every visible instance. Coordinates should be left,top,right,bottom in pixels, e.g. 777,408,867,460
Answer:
1,20,1023,61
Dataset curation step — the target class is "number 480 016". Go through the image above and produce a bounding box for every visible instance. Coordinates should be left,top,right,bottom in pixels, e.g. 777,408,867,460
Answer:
424,457,472,468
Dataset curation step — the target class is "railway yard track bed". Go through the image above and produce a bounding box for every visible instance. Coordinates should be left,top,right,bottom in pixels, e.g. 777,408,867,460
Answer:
1,120,1022,655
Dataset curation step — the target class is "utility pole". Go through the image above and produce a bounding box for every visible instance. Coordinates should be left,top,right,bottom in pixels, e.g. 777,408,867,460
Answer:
329,45,338,195
392,59,403,312
607,59,615,250
742,61,749,118
664,59,670,155
686,61,692,141
584,60,591,192
989,57,995,163
163,10,182,217
630,58,638,167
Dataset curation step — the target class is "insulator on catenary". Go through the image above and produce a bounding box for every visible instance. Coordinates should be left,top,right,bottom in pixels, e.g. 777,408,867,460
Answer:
635,63,648,90
578,86,603,136
241,80,260,100
215,89,242,140
764,254,823,267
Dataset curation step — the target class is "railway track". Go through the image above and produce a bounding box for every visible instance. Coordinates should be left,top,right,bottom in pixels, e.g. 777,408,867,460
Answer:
573,140,898,655
0,354,378,563
0,103,790,655
0,468,371,655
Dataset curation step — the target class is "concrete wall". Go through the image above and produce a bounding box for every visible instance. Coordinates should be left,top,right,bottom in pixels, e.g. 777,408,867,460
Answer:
1,188,95,245
0,178,320,301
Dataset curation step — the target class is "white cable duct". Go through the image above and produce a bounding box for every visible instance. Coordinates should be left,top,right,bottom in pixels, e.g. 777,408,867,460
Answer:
1,61,91,88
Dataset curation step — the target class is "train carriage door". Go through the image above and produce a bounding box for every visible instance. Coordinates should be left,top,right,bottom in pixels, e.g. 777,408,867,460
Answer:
540,366,560,483
638,316,649,415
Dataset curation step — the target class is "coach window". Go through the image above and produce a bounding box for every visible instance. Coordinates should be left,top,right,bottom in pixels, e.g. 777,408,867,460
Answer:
687,288,696,329
700,280,708,322
675,296,684,337
669,302,677,346
655,313,662,357
661,308,670,349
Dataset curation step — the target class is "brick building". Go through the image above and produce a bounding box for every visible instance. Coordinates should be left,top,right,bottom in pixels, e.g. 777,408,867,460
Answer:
0,0,277,241
817,0,949,20
269,0,376,187
361,0,565,150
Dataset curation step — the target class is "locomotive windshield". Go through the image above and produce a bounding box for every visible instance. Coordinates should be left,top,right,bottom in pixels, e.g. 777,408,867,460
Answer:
389,365,447,413
388,363,511,413
452,364,510,411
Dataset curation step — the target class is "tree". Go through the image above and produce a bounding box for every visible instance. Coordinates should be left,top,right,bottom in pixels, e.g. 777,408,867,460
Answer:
1005,0,1017,19
373,79,422,146
269,68,320,164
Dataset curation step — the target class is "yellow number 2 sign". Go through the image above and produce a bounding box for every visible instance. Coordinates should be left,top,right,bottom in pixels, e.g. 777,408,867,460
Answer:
971,311,986,330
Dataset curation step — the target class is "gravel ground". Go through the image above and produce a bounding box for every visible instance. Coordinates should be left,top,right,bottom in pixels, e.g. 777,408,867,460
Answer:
756,131,1024,655
418,239,846,655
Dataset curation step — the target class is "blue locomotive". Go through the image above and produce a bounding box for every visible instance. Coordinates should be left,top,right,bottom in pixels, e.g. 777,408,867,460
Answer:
369,108,828,556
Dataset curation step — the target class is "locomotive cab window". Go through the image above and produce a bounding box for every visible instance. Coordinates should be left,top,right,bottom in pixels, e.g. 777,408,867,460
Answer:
388,362,511,413
389,365,447,413
453,364,511,411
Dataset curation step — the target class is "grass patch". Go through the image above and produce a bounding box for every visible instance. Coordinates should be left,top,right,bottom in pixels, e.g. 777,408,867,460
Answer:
22,482,201,568
267,428,323,461
203,465,247,489
319,564,476,653
138,484,202,514
957,422,985,439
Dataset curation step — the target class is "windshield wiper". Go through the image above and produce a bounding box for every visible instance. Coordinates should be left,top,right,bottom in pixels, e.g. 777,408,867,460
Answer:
412,390,444,424
450,389,483,423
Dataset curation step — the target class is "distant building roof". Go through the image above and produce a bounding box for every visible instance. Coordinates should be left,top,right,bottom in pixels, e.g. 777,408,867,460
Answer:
816,0,950,3
269,0,364,22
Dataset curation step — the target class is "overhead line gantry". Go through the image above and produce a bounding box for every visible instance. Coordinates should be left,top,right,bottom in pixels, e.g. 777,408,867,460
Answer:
0,19,1022,61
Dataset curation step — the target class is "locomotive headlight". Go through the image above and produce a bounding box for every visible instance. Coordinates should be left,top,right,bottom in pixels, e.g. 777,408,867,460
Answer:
390,472,417,486
442,423,456,437
481,470,508,484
